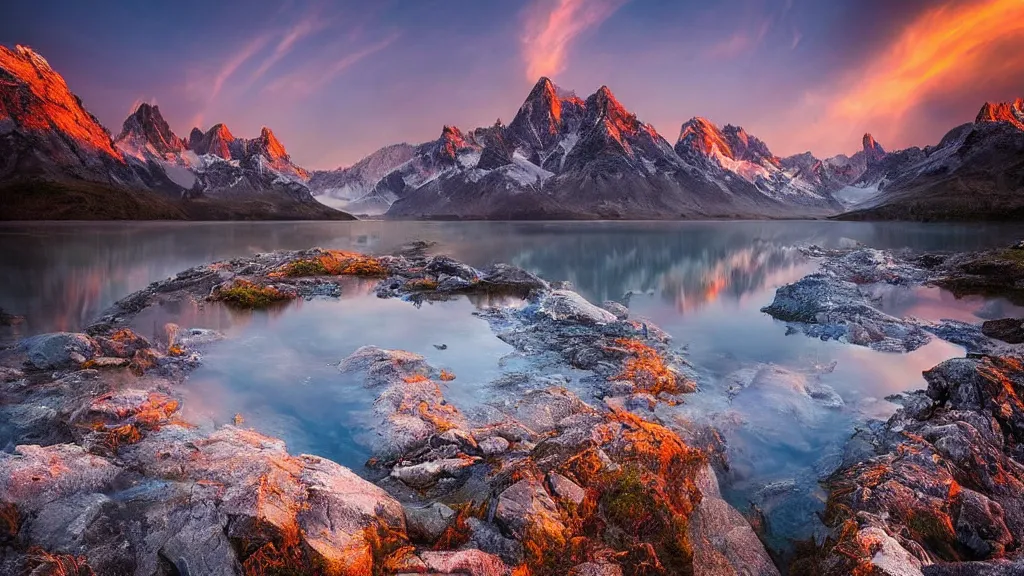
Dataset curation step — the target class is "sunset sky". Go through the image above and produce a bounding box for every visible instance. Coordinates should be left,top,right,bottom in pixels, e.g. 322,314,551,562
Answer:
4,0,1023,169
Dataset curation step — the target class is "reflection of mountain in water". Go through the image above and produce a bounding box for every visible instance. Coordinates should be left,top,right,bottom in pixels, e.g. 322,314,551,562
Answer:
3,221,1024,335
499,224,816,307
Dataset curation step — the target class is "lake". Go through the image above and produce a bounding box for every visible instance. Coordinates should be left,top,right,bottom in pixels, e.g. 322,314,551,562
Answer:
2,220,1023,545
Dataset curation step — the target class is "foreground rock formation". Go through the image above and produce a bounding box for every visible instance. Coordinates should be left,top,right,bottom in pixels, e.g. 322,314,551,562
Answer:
0,246,778,575
2,241,1022,575
792,355,1024,575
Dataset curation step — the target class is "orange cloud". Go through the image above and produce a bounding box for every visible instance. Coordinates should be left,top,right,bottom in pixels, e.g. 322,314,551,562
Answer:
786,0,1024,155
832,0,1024,125
521,0,625,81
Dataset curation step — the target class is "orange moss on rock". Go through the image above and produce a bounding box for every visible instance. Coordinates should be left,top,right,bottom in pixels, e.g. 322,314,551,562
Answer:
129,348,160,376
89,392,184,453
403,374,431,384
433,504,474,550
365,517,415,576
610,339,683,396
277,251,389,279
406,278,440,291
439,370,456,382
215,280,296,310
417,400,460,433
26,546,96,576
513,411,707,576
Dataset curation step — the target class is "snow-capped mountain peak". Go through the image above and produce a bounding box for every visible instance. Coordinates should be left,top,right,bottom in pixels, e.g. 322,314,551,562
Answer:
115,103,186,157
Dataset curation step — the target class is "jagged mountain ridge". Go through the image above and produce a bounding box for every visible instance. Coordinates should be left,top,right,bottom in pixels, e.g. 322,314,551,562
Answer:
0,44,348,220
383,78,847,219
838,99,1024,221
116,107,311,195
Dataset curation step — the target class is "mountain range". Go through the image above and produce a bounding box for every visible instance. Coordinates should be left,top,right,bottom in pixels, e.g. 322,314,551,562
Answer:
0,45,349,220
2,44,1021,221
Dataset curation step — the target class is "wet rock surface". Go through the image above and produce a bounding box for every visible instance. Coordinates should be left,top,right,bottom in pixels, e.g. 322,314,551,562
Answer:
6,242,1022,575
795,355,1024,575
0,246,782,576
764,245,1021,354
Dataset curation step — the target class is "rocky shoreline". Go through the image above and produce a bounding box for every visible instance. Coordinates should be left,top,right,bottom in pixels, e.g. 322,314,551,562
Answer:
0,243,1022,575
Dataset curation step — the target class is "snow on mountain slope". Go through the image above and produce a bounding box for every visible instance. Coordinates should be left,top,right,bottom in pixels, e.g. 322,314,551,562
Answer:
839,99,1024,220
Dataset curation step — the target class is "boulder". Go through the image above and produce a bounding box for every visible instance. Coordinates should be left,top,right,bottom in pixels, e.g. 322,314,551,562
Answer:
547,472,586,506
21,332,97,370
539,290,618,325
479,436,510,456
688,465,781,576
495,478,564,540
404,502,456,543
417,549,511,576
981,318,1024,344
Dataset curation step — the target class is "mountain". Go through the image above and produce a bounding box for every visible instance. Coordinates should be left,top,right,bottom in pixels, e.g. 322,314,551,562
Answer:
838,99,1024,221
0,44,349,220
674,118,843,210
384,78,844,219
0,45,193,218
308,143,417,213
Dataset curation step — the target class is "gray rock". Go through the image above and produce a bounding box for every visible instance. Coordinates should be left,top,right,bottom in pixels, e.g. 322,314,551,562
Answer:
570,562,624,576
390,458,478,489
21,332,97,370
601,301,629,320
425,255,481,281
688,465,780,576
0,444,119,510
547,472,586,506
404,502,456,543
479,436,510,456
417,549,511,576
762,273,932,353
981,318,1024,344
495,478,564,539
511,387,591,433
539,290,618,325
480,263,549,294
467,517,524,566
954,488,1014,558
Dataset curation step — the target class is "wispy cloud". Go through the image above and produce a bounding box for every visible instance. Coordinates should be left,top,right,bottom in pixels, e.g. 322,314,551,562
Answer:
263,32,400,97
520,0,626,81
210,35,272,101
248,13,330,87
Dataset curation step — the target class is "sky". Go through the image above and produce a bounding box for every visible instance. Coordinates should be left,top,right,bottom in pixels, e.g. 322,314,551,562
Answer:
3,0,1023,169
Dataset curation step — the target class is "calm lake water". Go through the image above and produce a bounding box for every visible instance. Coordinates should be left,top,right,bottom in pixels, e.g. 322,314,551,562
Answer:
2,220,1024,544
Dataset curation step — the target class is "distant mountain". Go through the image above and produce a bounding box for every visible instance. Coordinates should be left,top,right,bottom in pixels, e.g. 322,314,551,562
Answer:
838,99,1024,221
674,117,842,210
385,78,845,219
0,44,349,220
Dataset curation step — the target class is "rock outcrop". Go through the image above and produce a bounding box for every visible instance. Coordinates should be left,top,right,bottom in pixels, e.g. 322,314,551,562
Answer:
795,355,1024,575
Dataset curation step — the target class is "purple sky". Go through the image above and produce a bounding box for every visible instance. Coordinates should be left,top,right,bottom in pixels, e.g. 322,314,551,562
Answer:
5,0,1023,169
